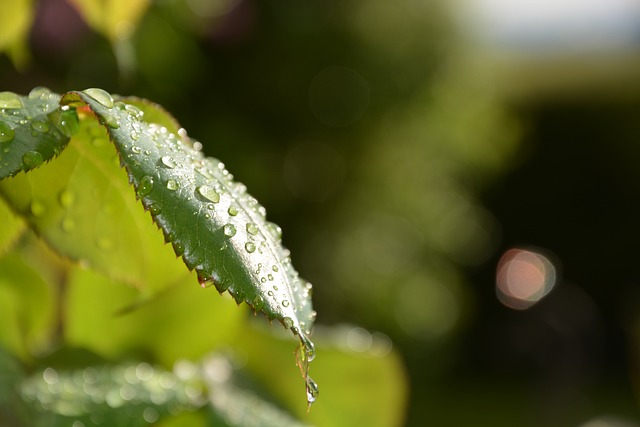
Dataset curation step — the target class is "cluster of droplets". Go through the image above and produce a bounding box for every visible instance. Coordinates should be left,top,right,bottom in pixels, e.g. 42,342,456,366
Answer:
0,88,77,175
21,362,206,425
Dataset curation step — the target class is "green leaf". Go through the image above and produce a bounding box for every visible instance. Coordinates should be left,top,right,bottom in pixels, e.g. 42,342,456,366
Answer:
60,90,316,388
0,197,24,255
0,252,56,361
0,106,189,293
0,88,74,179
67,0,150,42
0,0,33,69
65,266,244,365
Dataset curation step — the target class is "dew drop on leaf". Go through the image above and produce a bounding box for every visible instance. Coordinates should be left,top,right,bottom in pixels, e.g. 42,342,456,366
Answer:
197,185,220,203
56,109,80,137
22,151,44,170
246,223,259,235
149,203,162,215
161,156,176,168
227,205,238,216
0,122,14,143
28,87,51,100
0,92,23,109
138,176,154,197
30,120,49,133
30,200,45,217
82,88,114,109
223,224,237,237
58,189,75,208
166,179,178,191
245,242,256,253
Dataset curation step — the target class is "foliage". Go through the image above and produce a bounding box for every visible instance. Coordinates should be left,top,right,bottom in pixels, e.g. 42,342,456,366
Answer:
0,86,406,426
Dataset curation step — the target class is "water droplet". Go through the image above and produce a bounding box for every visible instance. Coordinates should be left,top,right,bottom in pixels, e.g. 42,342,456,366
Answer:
161,156,176,168
0,122,14,143
30,120,49,133
306,377,319,405
266,222,282,240
228,205,238,216
223,224,236,237
132,146,141,154
103,114,119,129
268,290,274,296
0,92,22,109
197,185,220,203
166,179,178,191
268,274,274,281
246,223,259,235
149,203,161,215
61,217,75,232
59,190,74,208
82,88,114,109
207,203,215,210
30,200,45,217
283,317,294,329
261,277,267,283
138,176,154,197
245,242,256,253
56,109,80,137
272,265,279,272
22,151,44,170
301,334,316,362
28,87,51,100
282,299,290,307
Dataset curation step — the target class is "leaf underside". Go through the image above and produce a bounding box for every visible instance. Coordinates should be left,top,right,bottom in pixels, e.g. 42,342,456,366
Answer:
0,87,317,402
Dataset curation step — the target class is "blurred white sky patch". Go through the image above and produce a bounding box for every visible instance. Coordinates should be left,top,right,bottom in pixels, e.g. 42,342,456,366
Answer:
457,0,640,53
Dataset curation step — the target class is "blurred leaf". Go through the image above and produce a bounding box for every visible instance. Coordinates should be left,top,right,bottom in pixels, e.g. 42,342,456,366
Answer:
0,0,33,68
0,88,72,179
234,324,407,427
67,0,150,42
0,197,24,255
60,90,316,384
0,252,55,361
0,106,188,294
64,266,244,365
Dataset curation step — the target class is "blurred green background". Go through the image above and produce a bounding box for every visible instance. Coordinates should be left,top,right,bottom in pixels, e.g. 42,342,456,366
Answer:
3,0,640,425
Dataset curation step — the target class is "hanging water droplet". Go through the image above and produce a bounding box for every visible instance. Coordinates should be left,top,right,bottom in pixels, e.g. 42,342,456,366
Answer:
161,156,176,168
30,200,45,217
166,179,178,191
149,203,161,215
82,88,114,109
0,122,14,143
245,242,256,253
22,151,44,170
197,185,220,203
306,377,319,405
138,176,154,197
283,317,294,329
0,92,22,109
30,120,49,133
246,223,259,235
223,224,237,237
58,189,75,208
228,205,238,216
